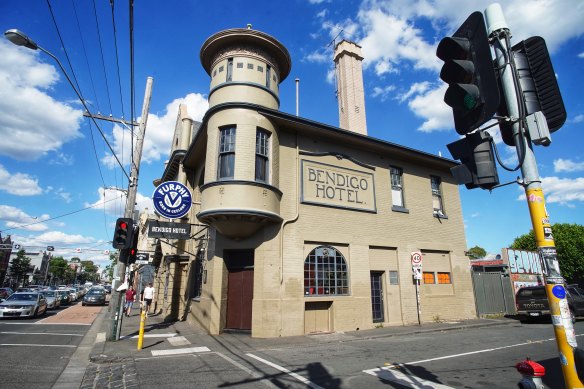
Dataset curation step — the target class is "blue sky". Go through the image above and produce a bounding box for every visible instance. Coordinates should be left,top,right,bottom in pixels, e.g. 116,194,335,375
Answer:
0,0,583,270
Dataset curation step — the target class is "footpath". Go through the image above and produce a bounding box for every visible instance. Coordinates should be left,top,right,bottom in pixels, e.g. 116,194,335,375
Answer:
54,304,518,389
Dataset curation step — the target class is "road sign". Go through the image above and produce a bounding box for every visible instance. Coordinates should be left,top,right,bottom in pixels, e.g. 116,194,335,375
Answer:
413,267,422,280
411,251,423,268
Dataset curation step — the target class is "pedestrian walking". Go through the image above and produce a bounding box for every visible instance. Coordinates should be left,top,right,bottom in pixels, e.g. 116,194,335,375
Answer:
124,285,137,317
142,282,155,316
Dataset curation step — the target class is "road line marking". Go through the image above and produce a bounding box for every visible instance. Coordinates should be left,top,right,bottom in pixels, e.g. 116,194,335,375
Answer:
0,322,90,326
246,353,325,389
151,346,210,356
0,331,83,336
368,334,584,375
168,336,190,346
364,368,454,388
121,333,177,340
0,343,76,348
216,352,279,389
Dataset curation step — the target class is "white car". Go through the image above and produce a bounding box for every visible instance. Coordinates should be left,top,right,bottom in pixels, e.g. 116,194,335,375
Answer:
67,288,78,301
0,292,47,318
41,290,61,309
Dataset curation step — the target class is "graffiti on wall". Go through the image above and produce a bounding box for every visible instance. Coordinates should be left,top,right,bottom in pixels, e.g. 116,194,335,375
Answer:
506,249,543,275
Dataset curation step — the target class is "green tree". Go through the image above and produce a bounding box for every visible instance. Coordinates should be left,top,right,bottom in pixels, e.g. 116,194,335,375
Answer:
10,249,32,286
510,223,584,282
49,257,69,285
467,245,487,259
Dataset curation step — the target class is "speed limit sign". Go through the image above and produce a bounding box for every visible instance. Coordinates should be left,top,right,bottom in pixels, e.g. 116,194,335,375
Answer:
411,251,423,268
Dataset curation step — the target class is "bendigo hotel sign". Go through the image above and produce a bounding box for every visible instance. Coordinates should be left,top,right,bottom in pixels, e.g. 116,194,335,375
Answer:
301,160,376,212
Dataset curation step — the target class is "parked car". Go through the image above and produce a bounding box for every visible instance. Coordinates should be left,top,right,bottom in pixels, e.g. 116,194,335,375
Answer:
0,292,47,318
57,290,71,306
0,287,14,302
516,285,584,323
67,288,78,301
40,290,61,309
82,288,106,306
103,285,112,294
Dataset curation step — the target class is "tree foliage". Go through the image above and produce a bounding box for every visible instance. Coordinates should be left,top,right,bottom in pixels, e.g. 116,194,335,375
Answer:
467,246,487,259
510,223,584,282
9,249,31,285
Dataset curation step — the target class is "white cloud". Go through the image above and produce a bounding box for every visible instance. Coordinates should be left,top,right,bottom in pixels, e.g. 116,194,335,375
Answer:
101,93,208,169
554,159,584,173
86,187,154,217
371,85,396,101
517,177,584,206
0,205,49,232
407,83,453,132
571,114,584,124
579,52,584,59
357,9,441,75
0,164,43,195
0,41,83,160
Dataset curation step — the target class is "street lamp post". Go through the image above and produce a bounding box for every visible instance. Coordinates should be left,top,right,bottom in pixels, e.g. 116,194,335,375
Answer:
4,29,153,341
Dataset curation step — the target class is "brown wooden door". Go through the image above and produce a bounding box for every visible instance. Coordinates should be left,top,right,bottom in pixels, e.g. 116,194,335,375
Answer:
226,269,254,329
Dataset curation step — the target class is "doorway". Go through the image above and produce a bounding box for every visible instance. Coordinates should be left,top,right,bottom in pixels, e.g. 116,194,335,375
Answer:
370,271,384,323
225,250,254,330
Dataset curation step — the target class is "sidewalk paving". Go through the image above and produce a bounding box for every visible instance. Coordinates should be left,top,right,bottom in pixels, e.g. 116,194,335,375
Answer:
72,306,520,388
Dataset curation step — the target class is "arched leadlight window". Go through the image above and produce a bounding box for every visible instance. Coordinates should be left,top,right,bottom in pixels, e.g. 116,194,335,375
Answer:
304,246,349,296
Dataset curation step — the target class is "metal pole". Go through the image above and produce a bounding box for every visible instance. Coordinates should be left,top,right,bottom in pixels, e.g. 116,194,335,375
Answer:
486,4,582,387
108,77,153,341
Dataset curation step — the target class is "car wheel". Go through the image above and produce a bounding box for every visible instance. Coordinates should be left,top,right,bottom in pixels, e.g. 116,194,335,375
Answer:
33,308,38,318
82,302,85,306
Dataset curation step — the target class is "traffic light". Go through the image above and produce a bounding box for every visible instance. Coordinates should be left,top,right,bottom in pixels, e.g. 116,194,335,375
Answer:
112,218,134,250
436,12,500,134
447,130,499,190
127,228,139,264
119,225,138,265
498,36,566,146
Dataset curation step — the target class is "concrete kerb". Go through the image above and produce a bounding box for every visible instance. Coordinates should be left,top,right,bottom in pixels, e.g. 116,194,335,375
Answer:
333,318,520,343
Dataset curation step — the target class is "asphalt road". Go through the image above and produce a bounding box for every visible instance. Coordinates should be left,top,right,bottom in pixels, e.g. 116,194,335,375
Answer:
0,300,103,389
123,319,582,388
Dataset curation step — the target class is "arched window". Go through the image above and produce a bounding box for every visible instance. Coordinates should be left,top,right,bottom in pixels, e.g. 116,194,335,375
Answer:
304,246,349,296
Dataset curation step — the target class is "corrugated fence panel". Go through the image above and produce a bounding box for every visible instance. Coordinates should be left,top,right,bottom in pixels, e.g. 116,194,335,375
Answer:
472,272,509,315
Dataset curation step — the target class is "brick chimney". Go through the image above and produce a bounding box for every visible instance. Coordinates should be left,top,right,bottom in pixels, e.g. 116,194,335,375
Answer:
334,40,367,135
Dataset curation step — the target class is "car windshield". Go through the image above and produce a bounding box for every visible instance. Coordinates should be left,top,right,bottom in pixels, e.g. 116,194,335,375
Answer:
88,290,105,296
42,292,55,297
7,293,37,301
58,291,69,296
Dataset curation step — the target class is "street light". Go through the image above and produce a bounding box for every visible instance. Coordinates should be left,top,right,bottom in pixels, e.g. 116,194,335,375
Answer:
4,29,129,180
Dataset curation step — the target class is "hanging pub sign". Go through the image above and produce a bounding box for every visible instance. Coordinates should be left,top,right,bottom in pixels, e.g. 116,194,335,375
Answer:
148,220,192,240
152,181,192,219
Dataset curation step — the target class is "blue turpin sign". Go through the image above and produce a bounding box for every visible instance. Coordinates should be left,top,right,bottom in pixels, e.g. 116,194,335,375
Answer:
153,181,192,219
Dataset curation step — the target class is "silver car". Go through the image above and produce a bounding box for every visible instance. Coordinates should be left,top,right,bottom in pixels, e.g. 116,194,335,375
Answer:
41,290,61,309
0,292,48,318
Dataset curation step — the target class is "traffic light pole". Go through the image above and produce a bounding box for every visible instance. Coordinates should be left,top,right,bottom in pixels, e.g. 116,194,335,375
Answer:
107,77,153,341
485,5,583,387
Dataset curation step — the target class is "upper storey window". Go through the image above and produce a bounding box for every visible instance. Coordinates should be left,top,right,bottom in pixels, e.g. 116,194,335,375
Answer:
431,175,445,217
255,129,270,183
390,166,405,208
227,58,233,82
266,65,271,88
218,127,236,180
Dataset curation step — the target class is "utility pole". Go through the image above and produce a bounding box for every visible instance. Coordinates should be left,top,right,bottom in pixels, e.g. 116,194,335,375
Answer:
485,4,582,387
105,76,153,341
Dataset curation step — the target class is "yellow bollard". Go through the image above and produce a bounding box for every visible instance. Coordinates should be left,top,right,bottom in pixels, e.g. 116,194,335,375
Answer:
137,309,146,350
